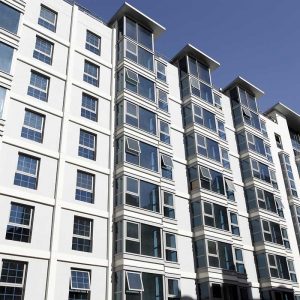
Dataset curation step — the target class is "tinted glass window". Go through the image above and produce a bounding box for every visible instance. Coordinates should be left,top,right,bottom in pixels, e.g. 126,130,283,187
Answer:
0,42,14,73
0,2,20,34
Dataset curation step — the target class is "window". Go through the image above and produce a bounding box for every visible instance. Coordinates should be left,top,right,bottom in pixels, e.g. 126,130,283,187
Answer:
168,279,180,299
207,240,219,267
160,120,170,144
288,260,297,282
124,176,159,212
75,170,94,203
203,201,229,231
275,133,283,149
83,60,99,87
163,192,175,219
124,137,158,172
123,69,155,101
21,110,45,143
165,233,177,262
161,154,173,179
238,87,257,112
33,36,53,65
268,254,278,277
85,30,101,55
188,57,211,84
195,134,221,162
125,101,157,134
126,271,143,292
261,120,268,137
265,145,273,162
0,86,6,118
27,71,49,101
72,216,93,252
190,77,213,103
124,39,153,71
199,167,225,195
225,179,235,201
125,17,153,50
14,153,39,189
0,42,14,74
81,93,98,121
235,249,245,273
157,61,166,82
38,5,57,32
246,132,266,156
214,94,222,109
6,203,33,243
221,148,230,169
268,254,290,280
69,269,90,299
217,120,226,140
270,170,278,189
230,212,240,236
78,130,96,160
158,89,168,112
125,221,161,257
212,284,222,298
0,2,20,34
0,260,26,299
191,202,202,228
281,228,290,249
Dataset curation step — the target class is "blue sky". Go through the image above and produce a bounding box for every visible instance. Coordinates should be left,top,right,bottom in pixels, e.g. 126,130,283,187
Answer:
77,0,300,114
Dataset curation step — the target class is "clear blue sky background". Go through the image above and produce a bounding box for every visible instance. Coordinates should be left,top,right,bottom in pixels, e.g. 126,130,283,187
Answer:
77,0,300,114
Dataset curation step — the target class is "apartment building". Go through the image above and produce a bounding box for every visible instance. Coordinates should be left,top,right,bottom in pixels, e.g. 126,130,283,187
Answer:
0,0,299,299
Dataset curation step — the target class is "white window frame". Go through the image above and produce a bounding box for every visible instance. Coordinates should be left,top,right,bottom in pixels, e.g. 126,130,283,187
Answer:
229,212,240,235
76,170,94,198
167,278,180,298
256,188,266,208
70,269,91,291
265,145,273,162
197,134,207,155
281,228,290,249
86,30,101,54
221,148,230,169
207,240,219,267
126,271,144,292
73,216,93,245
203,201,215,227
161,154,173,168
163,191,175,219
165,232,177,262
126,176,139,202
157,89,168,109
126,69,139,83
22,109,44,137
8,203,33,233
82,93,98,119
39,5,57,29
200,166,211,180
287,260,297,281
156,61,166,82
159,120,170,144
214,93,222,109
16,154,39,178
225,178,235,193
125,221,140,252
191,77,200,90
217,120,226,140
234,248,245,273
270,170,278,188
126,137,140,154
34,36,53,62
262,220,272,242
79,130,96,156
125,101,138,121
29,70,49,94
268,254,278,277
84,60,99,85
242,107,251,118
0,260,27,289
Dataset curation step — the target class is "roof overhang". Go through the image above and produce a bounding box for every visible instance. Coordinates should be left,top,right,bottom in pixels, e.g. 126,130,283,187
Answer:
265,102,300,133
170,44,220,71
223,76,264,99
108,2,166,37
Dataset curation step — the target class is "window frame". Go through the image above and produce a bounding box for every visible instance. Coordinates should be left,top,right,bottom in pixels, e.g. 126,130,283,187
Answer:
83,60,99,87
78,129,97,160
28,70,50,102
75,170,95,204
156,61,167,82
33,35,54,65
21,109,45,143
157,88,168,112
207,240,219,268
163,191,175,219
229,212,240,236
72,216,93,252
165,232,178,262
159,120,170,144
70,269,91,291
126,271,144,292
81,93,98,122
85,30,101,55
38,5,57,32
161,154,173,180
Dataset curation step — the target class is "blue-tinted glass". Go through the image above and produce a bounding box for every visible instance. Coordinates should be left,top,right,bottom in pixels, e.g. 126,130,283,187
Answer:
81,94,97,121
198,61,211,84
86,31,100,55
0,2,20,34
140,142,158,171
71,271,90,289
138,47,153,70
141,225,161,257
69,292,88,300
0,86,7,118
83,61,99,87
0,42,14,73
73,217,91,237
33,37,52,64
211,169,225,194
21,111,44,143
140,180,159,212
138,75,154,101
207,138,220,162
126,18,137,41
203,109,216,131
188,57,198,77
38,6,57,32
219,242,234,270
9,204,31,225
139,107,156,134
27,71,48,101
79,130,96,160
251,112,261,130
200,82,213,103
138,25,152,49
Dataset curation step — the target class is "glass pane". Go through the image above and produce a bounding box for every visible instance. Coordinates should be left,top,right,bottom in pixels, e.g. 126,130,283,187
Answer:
141,224,161,257
127,222,139,239
0,2,20,34
138,25,152,49
0,42,14,73
126,18,137,41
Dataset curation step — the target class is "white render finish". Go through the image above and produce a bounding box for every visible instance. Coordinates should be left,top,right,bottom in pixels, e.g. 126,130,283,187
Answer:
0,1,300,300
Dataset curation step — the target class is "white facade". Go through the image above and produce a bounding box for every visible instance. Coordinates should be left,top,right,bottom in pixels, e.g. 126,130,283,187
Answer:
0,0,300,300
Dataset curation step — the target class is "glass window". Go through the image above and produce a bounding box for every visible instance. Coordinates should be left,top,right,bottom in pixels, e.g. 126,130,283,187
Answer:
207,240,219,267
86,30,101,55
69,269,90,299
33,36,53,65
288,260,297,282
235,248,245,273
221,148,230,169
214,94,222,108
0,260,26,299
75,170,94,203
126,271,143,291
168,279,180,299
38,5,57,32
157,61,166,82
197,61,211,84
78,129,96,160
14,153,39,189
0,42,14,74
0,2,20,34
125,101,157,135
72,216,93,252
83,60,99,87
160,120,170,144
165,233,177,262
281,228,290,249
6,203,33,243
21,110,44,143
217,120,226,140
138,25,152,49
158,89,168,112
212,284,222,298
230,212,240,236
0,86,6,118
200,167,224,195
191,202,202,228
161,154,173,180
203,202,229,231
125,17,137,41
225,179,235,201
27,71,49,102
81,93,98,121
163,192,175,219
138,46,153,70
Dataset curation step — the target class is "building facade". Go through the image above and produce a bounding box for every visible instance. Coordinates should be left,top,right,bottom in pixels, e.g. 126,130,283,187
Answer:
0,0,299,299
